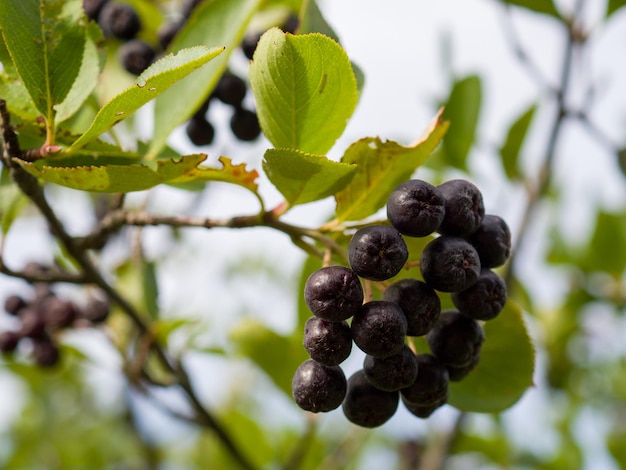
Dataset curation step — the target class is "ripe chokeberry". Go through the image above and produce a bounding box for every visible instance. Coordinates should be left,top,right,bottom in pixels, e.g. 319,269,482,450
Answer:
40,297,77,329
214,73,247,107
4,295,27,316
348,225,408,281
303,317,352,366
292,359,347,413
98,2,141,40
437,179,485,236
0,331,20,353
230,108,261,142
446,354,480,382
386,179,446,237
83,0,109,21
186,117,215,147
157,21,181,50
383,278,441,336
426,310,485,368
452,269,507,321
119,40,155,76
304,266,363,322
363,345,418,392
342,369,399,428
81,298,110,323
400,353,449,406
468,214,512,268
351,301,407,358
420,236,481,292
32,338,60,368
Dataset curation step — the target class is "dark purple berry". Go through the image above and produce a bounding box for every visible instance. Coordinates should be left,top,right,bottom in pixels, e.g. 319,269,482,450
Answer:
447,354,480,382
292,359,347,413
241,31,262,60
186,117,215,147
348,225,408,281
400,354,449,406
230,108,261,141
83,0,109,21
98,2,141,40
363,345,418,392
426,310,485,368
157,21,181,50
386,179,446,237
282,15,300,34
452,269,507,321
402,395,446,418
0,331,21,353
19,307,47,339
420,236,481,292
304,266,363,322
383,279,441,336
4,295,27,316
351,301,407,358
81,298,110,323
40,297,77,329
303,317,352,366
468,214,511,268
119,40,155,75
32,339,60,368
342,370,399,428
437,179,485,236
214,73,247,107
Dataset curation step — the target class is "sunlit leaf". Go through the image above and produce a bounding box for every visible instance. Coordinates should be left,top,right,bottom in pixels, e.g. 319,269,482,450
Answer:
169,156,260,194
16,153,208,192
69,46,224,151
448,301,535,413
249,28,358,155
502,0,561,18
500,104,536,180
607,0,626,16
263,148,357,206
334,109,449,222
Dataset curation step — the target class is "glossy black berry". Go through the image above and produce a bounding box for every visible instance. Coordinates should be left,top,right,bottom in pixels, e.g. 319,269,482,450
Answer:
386,179,445,237
351,301,407,358
426,310,485,368
19,307,47,339
383,279,441,336
437,179,485,236
468,214,511,268
81,298,110,323
402,395,446,418
452,269,507,321
292,359,347,413
304,266,363,322
363,345,418,392
447,354,480,382
40,297,77,329
32,338,60,368
230,108,261,141
348,225,408,281
303,317,352,366
214,73,247,107
157,21,181,50
342,370,399,428
119,40,155,75
400,353,449,406
420,236,481,292
83,0,109,21
186,117,215,147
0,331,20,353
4,295,27,316
98,2,141,40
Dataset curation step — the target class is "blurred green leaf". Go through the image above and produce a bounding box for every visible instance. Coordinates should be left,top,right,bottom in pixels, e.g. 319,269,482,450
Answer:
334,110,449,221
607,0,626,17
70,46,223,151
17,153,208,192
150,0,262,156
440,75,482,171
263,148,357,206
0,169,29,234
617,148,626,178
500,104,536,180
249,28,358,155
142,261,159,319
230,318,308,396
0,0,85,121
449,301,535,412
451,432,511,466
502,0,561,18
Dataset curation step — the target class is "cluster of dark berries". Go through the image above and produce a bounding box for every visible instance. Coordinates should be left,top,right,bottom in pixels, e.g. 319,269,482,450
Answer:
0,282,109,368
292,178,511,427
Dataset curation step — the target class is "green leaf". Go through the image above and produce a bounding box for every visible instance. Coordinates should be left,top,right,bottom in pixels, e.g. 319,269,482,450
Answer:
607,0,626,16
440,75,482,171
0,0,86,121
499,104,536,180
448,301,535,413
230,318,308,396
54,21,104,124
16,153,208,192
334,110,449,222
617,148,626,178
263,149,357,206
69,46,224,151
502,0,561,18
169,156,260,195
581,210,626,276
0,168,29,234
142,261,159,319
0,39,40,121
149,0,262,156
249,28,358,155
